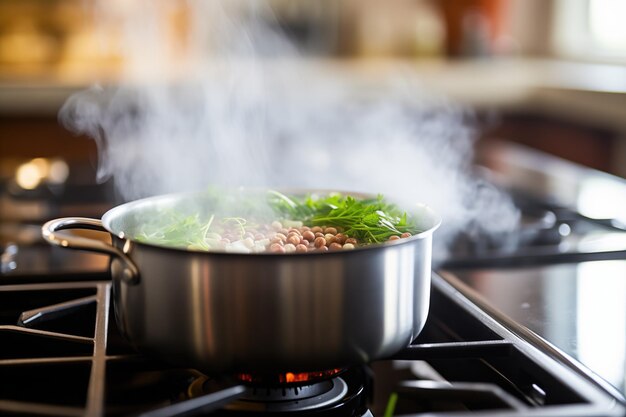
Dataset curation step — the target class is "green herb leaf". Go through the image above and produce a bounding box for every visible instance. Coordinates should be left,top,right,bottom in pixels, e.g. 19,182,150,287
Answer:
268,190,421,244
362,212,380,226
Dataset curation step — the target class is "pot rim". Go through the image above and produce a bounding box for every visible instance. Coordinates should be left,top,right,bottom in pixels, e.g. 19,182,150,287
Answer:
101,188,441,257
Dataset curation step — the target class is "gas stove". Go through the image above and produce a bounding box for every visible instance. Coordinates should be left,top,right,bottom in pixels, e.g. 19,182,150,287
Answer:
2,142,626,416
1,271,623,417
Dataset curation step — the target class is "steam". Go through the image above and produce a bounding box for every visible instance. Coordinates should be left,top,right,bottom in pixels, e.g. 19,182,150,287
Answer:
60,0,519,262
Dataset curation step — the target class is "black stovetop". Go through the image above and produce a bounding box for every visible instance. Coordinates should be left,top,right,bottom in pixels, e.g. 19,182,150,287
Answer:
1,270,623,417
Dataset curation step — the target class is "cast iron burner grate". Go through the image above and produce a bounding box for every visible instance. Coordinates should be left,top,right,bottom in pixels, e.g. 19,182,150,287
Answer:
0,274,623,416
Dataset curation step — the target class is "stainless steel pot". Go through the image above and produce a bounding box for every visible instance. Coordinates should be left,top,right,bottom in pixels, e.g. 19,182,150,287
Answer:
42,190,440,374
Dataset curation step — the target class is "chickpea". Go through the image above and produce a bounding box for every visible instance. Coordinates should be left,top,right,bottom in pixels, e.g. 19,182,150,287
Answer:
287,235,301,246
284,243,296,253
324,227,338,235
274,233,287,242
342,243,355,250
315,232,325,238
311,226,323,233
388,235,400,241
335,233,347,244
324,234,337,245
345,238,357,245
271,221,283,231
316,246,328,252
329,242,342,251
270,237,283,245
254,233,266,241
270,243,285,253
300,239,309,246
314,237,326,248
296,244,308,253
301,226,311,232
279,228,290,236
401,232,412,238
302,231,315,242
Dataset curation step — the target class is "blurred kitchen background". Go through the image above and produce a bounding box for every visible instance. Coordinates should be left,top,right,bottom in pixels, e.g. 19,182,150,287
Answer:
1,0,626,191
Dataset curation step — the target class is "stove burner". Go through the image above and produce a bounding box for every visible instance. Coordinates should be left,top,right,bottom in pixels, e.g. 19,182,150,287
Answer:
188,374,350,413
234,378,348,412
236,369,344,385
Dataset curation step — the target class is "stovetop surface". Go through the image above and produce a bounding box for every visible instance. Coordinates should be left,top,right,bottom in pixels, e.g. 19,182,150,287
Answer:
444,259,626,398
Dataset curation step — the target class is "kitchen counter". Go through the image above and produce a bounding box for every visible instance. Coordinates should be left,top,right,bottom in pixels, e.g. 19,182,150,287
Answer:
407,58,626,133
477,140,626,227
3,57,626,176
2,58,626,130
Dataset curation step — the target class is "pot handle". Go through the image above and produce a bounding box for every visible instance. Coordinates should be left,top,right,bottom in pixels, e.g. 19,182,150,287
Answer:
42,217,139,284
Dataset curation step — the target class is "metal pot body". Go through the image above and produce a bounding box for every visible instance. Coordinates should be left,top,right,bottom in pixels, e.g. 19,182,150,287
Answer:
42,191,439,374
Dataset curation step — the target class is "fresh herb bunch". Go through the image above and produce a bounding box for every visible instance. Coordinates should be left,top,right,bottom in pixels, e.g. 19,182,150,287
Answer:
133,190,422,250
134,212,218,250
267,190,420,243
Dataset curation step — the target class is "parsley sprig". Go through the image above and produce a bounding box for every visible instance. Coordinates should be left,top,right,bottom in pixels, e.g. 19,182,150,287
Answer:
268,191,420,243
